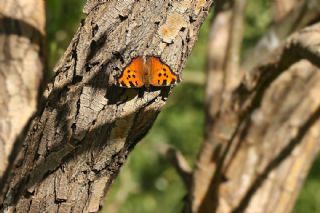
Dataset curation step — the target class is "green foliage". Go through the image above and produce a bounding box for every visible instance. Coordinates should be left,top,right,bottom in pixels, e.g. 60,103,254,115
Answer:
46,1,320,212
47,0,86,73
294,157,320,213
243,0,271,55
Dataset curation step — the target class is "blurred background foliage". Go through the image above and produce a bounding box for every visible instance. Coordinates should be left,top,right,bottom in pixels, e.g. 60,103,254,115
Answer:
46,1,320,212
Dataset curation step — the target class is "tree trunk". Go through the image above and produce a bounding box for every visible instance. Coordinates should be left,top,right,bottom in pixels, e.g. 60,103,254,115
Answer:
217,59,320,213
0,0,45,181
0,1,214,212
186,1,320,212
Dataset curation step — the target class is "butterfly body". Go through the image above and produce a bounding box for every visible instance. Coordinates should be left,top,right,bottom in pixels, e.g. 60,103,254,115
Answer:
117,56,179,88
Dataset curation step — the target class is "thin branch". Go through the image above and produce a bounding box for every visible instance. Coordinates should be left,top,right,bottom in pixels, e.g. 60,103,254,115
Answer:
224,0,247,91
159,144,192,188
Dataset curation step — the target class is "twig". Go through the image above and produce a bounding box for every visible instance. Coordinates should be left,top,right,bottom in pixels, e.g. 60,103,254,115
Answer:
158,144,192,188
223,0,247,91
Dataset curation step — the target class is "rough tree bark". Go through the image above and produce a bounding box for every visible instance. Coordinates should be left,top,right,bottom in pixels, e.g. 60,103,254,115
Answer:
0,0,45,181
184,1,320,212
0,0,214,212
212,26,320,213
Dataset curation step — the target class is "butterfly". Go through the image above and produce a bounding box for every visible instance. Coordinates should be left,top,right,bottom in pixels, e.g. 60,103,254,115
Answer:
116,56,180,88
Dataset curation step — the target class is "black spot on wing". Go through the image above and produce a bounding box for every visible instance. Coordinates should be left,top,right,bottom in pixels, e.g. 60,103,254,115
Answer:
129,81,135,87
162,80,167,86
120,81,126,87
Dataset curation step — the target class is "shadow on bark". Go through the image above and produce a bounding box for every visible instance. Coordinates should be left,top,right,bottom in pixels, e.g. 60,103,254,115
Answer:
197,59,287,212
198,43,320,211
0,16,45,200
233,105,320,213
0,79,169,208
198,98,320,213
0,17,44,45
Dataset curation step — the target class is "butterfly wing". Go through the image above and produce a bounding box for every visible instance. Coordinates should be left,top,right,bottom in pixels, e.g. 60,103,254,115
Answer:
117,57,145,88
148,57,179,87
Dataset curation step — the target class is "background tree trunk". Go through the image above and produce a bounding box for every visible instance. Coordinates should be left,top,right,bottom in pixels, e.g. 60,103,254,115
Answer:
0,1,214,212
184,1,320,213
0,0,45,181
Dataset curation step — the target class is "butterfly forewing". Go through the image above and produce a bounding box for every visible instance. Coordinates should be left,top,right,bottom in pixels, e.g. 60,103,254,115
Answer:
148,57,178,87
117,57,145,88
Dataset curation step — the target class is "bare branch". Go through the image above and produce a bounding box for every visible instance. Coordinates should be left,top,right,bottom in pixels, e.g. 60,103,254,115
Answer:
244,23,320,96
242,0,320,71
224,0,247,91
159,144,192,187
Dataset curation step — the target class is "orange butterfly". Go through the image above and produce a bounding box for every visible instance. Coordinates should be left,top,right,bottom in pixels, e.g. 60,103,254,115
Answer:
116,56,180,88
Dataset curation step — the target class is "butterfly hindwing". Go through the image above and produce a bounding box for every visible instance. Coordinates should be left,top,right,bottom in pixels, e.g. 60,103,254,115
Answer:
148,57,179,87
117,57,145,88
